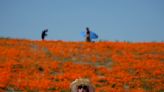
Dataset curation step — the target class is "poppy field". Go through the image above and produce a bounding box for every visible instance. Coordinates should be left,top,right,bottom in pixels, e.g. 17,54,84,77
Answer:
0,38,164,92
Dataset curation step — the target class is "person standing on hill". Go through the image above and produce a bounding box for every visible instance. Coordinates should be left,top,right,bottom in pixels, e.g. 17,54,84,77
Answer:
41,29,48,40
86,27,91,42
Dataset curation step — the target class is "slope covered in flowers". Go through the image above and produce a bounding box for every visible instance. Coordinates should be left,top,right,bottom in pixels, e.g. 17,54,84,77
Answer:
0,38,164,92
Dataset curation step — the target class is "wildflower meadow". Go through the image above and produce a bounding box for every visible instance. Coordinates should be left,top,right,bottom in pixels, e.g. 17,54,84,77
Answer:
0,38,164,92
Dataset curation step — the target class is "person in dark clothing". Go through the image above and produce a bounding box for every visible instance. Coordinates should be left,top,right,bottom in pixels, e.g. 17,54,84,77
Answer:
41,29,48,40
86,27,91,42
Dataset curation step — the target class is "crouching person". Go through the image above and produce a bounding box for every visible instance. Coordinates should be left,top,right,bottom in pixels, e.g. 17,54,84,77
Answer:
70,78,95,92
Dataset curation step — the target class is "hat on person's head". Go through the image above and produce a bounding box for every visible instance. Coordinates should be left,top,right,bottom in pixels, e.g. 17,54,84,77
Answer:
70,78,95,92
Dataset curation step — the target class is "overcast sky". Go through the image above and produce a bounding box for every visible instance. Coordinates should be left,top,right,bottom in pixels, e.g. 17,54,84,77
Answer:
0,0,164,42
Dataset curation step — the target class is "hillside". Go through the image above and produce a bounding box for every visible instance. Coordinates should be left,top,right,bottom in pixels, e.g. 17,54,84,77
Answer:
0,38,164,92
